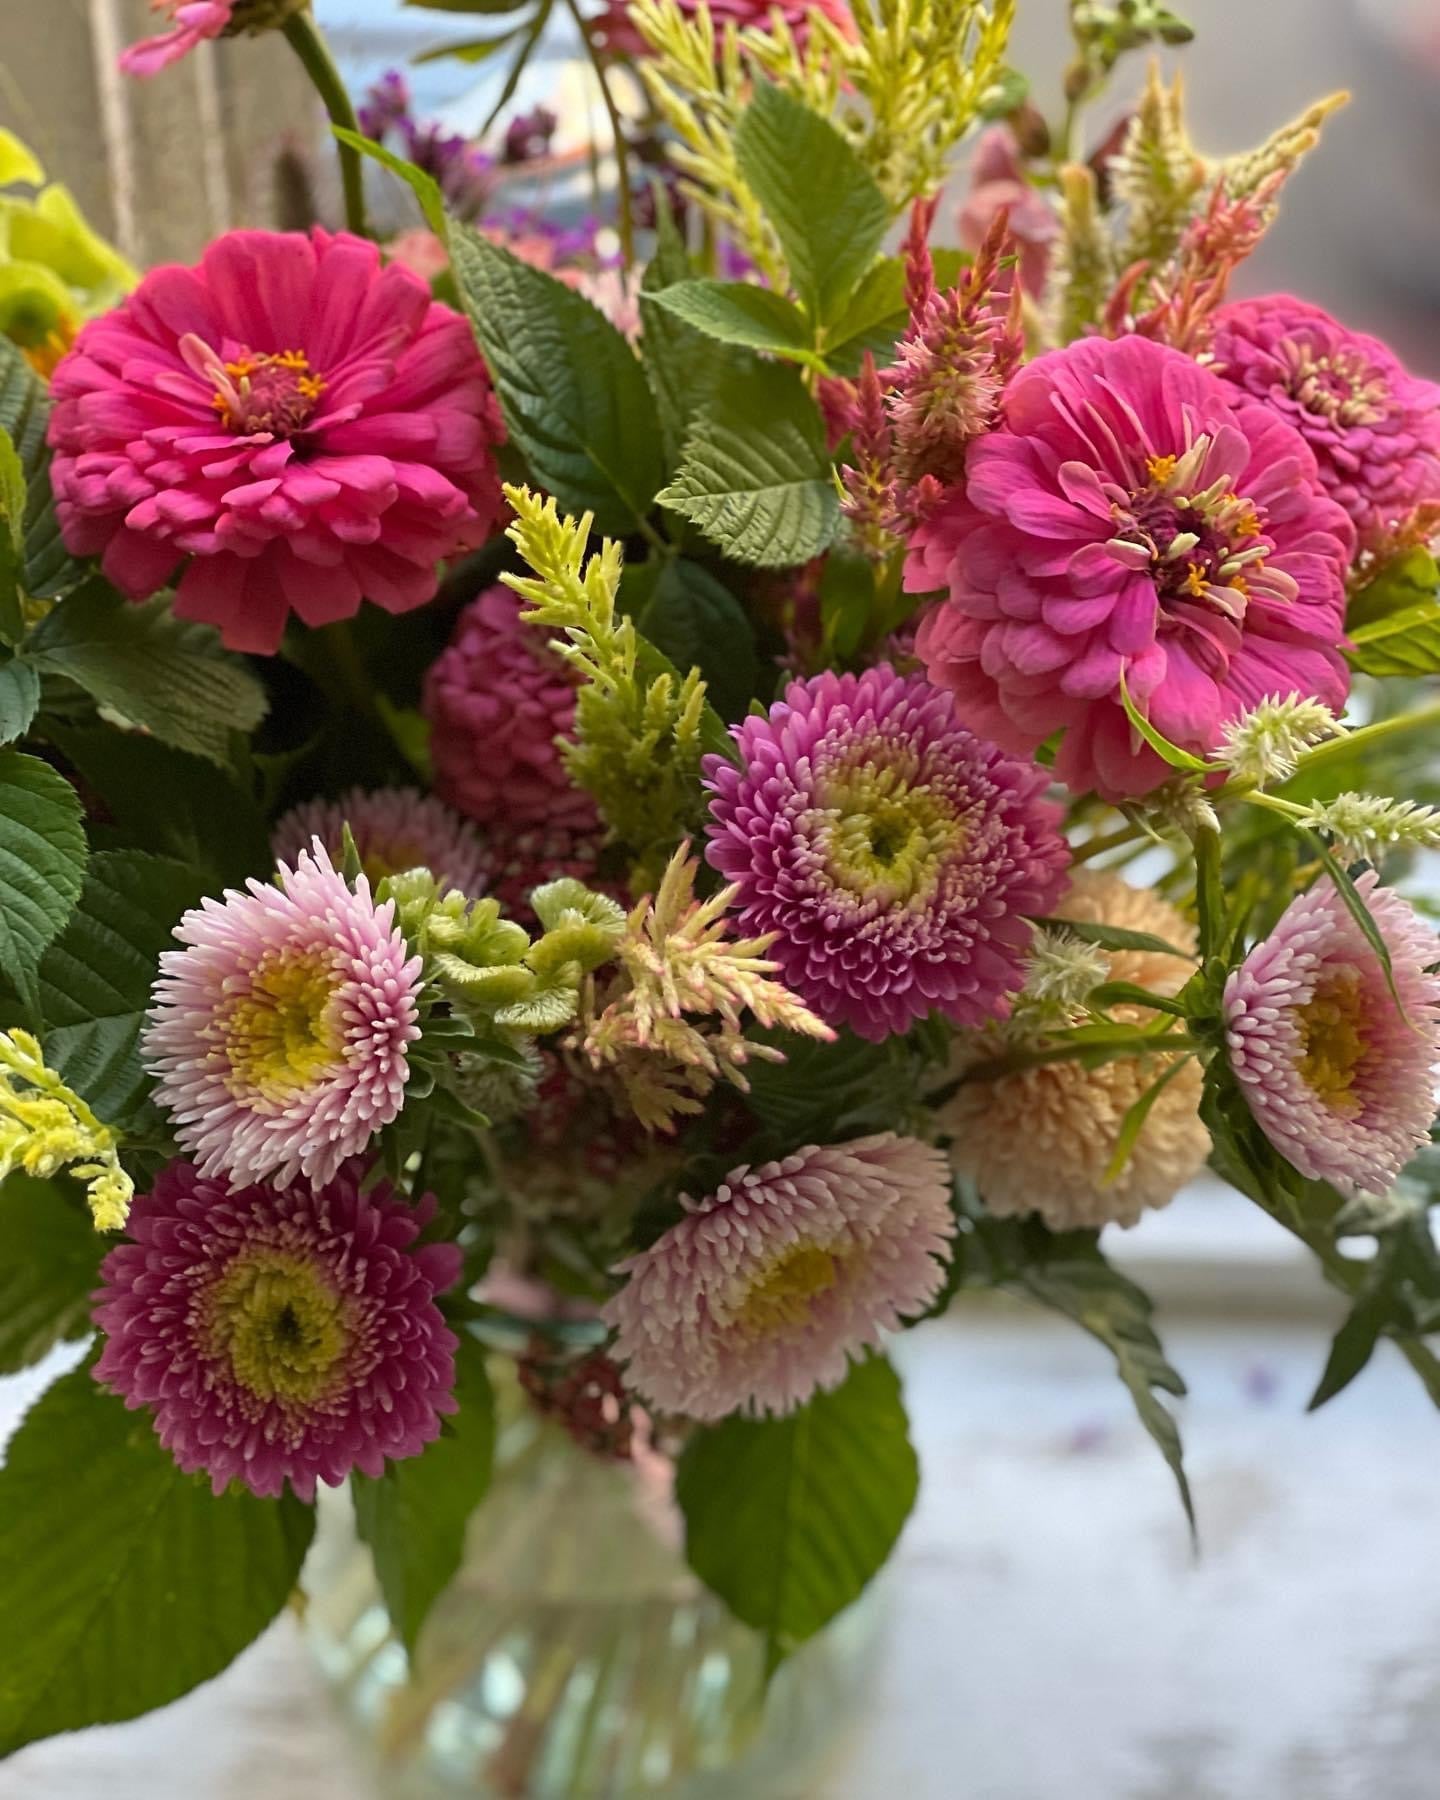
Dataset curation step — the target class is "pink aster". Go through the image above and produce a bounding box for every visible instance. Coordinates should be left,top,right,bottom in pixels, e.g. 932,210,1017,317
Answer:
1224,873,1440,1196
1211,295,1440,551
93,1162,461,1499
422,583,598,832
272,786,488,897
143,843,423,1191
47,228,506,654
603,1134,953,1420
703,664,1069,1042
910,333,1356,802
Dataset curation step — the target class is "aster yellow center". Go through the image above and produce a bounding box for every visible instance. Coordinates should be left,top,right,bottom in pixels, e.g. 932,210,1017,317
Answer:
221,948,344,1102
204,1250,351,1402
735,1243,842,1335
818,757,957,906
1295,966,1370,1117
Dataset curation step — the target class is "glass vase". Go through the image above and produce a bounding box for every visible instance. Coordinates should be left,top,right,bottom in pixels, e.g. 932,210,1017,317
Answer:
304,1390,878,1799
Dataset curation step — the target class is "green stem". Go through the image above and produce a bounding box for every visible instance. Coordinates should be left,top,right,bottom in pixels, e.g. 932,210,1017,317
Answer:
318,618,375,720
283,12,368,238
565,0,636,269
1070,820,1149,864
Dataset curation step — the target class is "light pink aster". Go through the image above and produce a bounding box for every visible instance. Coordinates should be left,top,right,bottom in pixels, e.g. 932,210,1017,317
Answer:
1224,873,1440,1196
910,333,1356,802
271,786,488,897
144,843,423,1190
703,664,1069,1042
603,1134,953,1419
93,1162,461,1498
47,228,506,654
422,583,598,832
1211,295,1440,551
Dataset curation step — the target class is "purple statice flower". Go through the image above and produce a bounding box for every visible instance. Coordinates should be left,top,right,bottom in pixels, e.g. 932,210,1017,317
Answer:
358,68,412,142
503,104,557,165
402,120,493,221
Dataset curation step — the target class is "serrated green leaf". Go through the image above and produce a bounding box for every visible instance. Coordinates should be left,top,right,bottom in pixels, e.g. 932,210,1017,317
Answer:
0,1173,104,1374
38,850,209,1128
822,249,969,376
733,82,889,324
0,1363,314,1756
448,225,663,535
352,1334,495,1653
0,334,86,604
644,281,817,363
28,585,268,765
637,559,758,720
0,657,39,741
676,1354,917,1671
0,747,86,1014
657,357,838,567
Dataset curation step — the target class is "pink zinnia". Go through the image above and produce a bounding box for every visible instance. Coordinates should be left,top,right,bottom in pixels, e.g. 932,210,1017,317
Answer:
422,583,597,832
47,228,506,654
119,0,235,75
272,786,488,897
910,334,1356,801
93,1162,461,1498
144,843,423,1190
703,664,1069,1042
603,1134,953,1420
1211,295,1440,550
1224,873,1440,1196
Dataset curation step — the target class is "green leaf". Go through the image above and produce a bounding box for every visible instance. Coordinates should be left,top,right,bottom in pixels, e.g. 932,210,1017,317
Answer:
352,1334,495,1653
822,249,969,376
1308,1286,1389,1411
448,225,664,535
333,128,445,233
676,1354,917,1671
0,1364,314,1757
733,82,890,324
657,357,838,567
1117,666,1213,772
412,24,530,62
28,585,268,766
644,281,818,363
1346,545,1439,631
1306,835,1400,1013
1030,915,1191,959
0,1174,105,1374
0,426,25,644
1102,1054,1195,1183
403,0,533,12
38,851,209,1128
0,657,39,742
1347,599,1440,678
0,748,86,1014
636,559,758,720
742,1026,930,1150
0,334,86,604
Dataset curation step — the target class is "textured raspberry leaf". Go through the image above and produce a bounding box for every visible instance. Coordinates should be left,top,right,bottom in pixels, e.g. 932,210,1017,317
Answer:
0,747,86,1013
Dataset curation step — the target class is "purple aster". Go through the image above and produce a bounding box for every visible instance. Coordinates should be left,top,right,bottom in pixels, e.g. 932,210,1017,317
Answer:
703,664,1069,1041
93,1162,461,1499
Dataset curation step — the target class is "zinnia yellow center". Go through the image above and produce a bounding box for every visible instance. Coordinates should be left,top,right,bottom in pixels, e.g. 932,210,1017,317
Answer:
1295,967,1370,1116
736,1243,842,1334
205,1250,351,1402
222,948,344,1101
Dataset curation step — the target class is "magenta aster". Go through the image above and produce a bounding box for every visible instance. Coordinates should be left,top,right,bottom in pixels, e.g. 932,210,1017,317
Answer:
144,844,423,1190
272,786,488,897
910,333,1356,801
1211,296,1440,550
1224,873,1440,1196
703,664,1069,1041
423,584,598,832
93,1162,461,1498
47,228,506,654
603,1134,953,1420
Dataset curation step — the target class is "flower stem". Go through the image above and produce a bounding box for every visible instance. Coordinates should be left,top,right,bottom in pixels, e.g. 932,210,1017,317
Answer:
318,618,376,720
564,0,635,269
283,11,369,239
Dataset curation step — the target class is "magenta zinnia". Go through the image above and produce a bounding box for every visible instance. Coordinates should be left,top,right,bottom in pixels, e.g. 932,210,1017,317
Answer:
93,1162,461,1498
1223,873,1440,1196
703,664,1069,1041
603,1134,953,1419
910,333,1356,801
1211,296,1440,550
47,228,506,653
144,844,423,1190
272,786,488,897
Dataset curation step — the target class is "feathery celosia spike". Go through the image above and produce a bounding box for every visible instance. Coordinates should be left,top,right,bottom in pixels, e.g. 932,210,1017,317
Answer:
903,194,940,320
838,351,901,560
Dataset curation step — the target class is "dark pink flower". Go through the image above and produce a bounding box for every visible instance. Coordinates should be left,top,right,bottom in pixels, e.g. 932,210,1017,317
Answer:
47,229,506,654
1211,295,1440,550
910,334,1355,801
120,0,234,75
93,1162,461,1499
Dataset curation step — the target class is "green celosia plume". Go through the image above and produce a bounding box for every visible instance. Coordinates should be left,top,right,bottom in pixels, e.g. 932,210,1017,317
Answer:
0,1027,133,1229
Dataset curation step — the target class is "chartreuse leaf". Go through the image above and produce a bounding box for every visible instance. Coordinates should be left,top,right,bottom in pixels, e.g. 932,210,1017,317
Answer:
644,282,818,366
0,748,87,1014
676,1354,918,1672
447,225,664,535
28,585,268,766
38,851,209,1130
1117,666,1213,773
0,1363,314,1757
0,1173,105,1374
733,82,889,325
352,1334,495,1654
657,357,838,568
0,426,25,644
0,658,39,741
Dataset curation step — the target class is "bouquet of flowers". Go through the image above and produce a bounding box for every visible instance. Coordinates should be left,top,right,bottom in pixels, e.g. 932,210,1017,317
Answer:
2,0,1440,1768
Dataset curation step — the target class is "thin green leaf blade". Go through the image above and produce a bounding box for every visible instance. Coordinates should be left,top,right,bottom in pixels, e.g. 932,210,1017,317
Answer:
1117,666,1213,772
1030,916,1192,959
